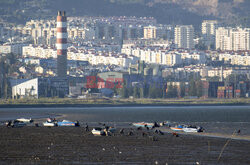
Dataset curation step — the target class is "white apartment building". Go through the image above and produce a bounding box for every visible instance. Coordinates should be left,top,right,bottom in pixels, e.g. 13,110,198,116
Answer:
231,28,250,51
175,25,194,49
216,27,231,50
22,45,57,59
22,45,136,67
122,47,207,66
202,20,218,47
0,44,24,55
202,20,218,35
144,26,156,39
216,27,250,51
218,53,250,66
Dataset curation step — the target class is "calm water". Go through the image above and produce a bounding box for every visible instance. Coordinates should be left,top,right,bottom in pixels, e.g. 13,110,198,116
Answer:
0,105,250,135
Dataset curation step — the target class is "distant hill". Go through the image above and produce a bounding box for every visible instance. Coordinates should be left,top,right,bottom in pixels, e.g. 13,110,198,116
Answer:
0,0,249,29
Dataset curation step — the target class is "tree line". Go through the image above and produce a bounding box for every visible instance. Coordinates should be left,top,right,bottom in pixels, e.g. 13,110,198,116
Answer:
0,53,17,99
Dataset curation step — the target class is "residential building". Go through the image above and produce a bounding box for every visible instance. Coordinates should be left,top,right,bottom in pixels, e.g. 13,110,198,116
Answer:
216,27,250,51
175,25,194,49
201,20,218,47
144,26,156,39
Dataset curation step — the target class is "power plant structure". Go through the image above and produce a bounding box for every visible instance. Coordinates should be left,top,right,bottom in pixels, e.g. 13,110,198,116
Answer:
56,11,67,77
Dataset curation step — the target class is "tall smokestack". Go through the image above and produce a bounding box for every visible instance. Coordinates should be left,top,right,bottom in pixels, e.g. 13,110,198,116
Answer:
56,11,67,77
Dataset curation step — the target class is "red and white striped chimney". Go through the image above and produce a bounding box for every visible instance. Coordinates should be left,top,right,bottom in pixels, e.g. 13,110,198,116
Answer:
56,11,67,77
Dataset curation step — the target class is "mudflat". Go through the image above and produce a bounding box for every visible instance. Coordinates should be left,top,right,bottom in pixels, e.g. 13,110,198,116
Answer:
0,126,250,165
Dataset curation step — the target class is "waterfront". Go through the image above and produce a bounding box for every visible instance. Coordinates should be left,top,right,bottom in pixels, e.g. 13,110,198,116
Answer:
1,105,250,136
1,105,250,164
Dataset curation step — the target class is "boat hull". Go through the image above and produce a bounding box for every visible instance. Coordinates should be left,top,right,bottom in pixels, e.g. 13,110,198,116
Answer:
43,122,56,127
183,128,200,133
16,118,33,123
92,129,105,136
170,127,183,131
132,122,154,128
57,122,75,126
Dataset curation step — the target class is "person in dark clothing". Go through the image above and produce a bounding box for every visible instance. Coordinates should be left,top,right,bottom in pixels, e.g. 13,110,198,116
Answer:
75,121,80,127
119,128,124,134
128,131,133,136
6,121,12,127
159,130,164,135
237,130,241,134
154,122,160,127
85,124,89,132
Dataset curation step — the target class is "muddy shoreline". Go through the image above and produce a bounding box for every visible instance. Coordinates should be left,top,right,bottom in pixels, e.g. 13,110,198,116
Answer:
0,126,250,165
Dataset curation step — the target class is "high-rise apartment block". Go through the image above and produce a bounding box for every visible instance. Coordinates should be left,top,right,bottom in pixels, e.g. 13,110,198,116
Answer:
216,27,231,51
216,27,250,51
174,25,194,49
144,26,156,39
231,28,250,51
56,11,68,77
202,20,218,47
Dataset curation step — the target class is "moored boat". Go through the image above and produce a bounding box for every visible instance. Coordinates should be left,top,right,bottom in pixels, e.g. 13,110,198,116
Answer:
16,118,33,123
132,122,154,128
43,121,57,127
57,120,77,127
43,118,57,127
170,125,185,131
183,125,203,133
12,120,26,128
91,127,105,136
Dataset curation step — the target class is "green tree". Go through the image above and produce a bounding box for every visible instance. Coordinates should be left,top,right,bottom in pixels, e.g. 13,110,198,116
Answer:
197,80,203,97
148,85,156,98
188,76,197,96
133,86,139,98
166,84,178,98
139,87,144,98
180,82,186,98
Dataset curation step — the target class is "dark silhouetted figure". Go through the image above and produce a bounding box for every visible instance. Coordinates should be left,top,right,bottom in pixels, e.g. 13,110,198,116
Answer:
75,121,80,127
6,121,12,127
154,122,160,127
159,130,164,135
85,124,89,132
128,131,133,136
119,128,124,134
237,130,241,134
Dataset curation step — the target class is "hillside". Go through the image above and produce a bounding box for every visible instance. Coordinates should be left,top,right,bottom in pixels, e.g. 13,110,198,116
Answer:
0,0,249,28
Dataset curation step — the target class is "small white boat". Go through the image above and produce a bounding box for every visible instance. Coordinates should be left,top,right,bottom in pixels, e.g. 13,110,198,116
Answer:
16,118,33,123
43,118,57,127
43,121,57,127
91,128,105,136
183,126,203,133
132,122,154,128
